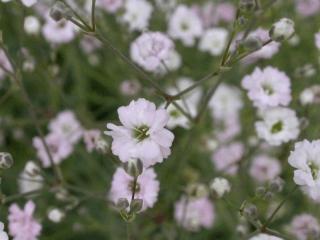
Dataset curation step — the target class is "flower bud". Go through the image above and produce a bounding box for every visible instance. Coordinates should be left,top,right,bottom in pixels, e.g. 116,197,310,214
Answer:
130,198,143,213
24,161,41,176
24,16,40,35
116,198,129,210
210,177,231,198
242,36,263,51
269,18,295,42
239,0,258,13
269,177,284,193
48,208,65,223
187,183,209,198
255,186,266,197
0,152,13,169
49,1,71,22
243,203,258,220
263,191,274,201
123,159,143,178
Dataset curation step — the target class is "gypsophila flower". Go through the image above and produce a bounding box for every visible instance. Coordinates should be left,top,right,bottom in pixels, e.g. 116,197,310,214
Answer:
119,79,141,96
199,28,228,56
19,161,43,194
210,177,231,198
24,16,41,35
289,214,320,240
33,133,73,168
288,140,320,201
0,222,8,240
83,129,101,153
270,18,295,41
8,201,42,240
122,0,153,32
212,142,244,175
105,98,174,168
249,155,281,183
109,168,159,211
49,110,83,144
168,5,203,47
42,17,76,44
249,234,283,240
21,0,37,7
48,208,65,223
300,85,320,105
174,196,215,231
315,32,320,50
130,32,174,72
156,49,181,74
214,114,241,143
295,0,320,17
242,67,292,109
255,107,300,146
97,0,123,13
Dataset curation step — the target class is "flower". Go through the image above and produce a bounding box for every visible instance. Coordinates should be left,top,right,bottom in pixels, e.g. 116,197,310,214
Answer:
214,114,241,143
295,0,320,17
249,233,283,240
315,32,320,50
42,18,76,44
130,32,174,72
0,222,8,240
122,0,153,32
288,140,320,201
212,142,244,175
109,168,159,211
83,129,101,153
255,107,300,146
119,79,141,96
105,98,174,168
269,18,295,41
249,155,281,183
242,67,292,109
49,110,83,144
168,5,203,46
97,0,123,13
210,177,231,198
174,196,215,231
300,85,320,105
33,133,73,168
19,161,43,194
0,49,12,80
8,201,42,240
24,16,40,35
21,0,37,7
47,208,65,223
289,214,320,240
199,28,228,56
156,49,181,74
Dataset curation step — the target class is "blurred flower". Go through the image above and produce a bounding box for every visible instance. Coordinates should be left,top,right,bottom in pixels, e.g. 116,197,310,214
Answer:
315,32,320,50
24,16,41,35
109,168,159,211
210,177,231,198
255,107,300,146
33,133,73,168
49,110,83,144
295,0,320,17
249,233,283,240
212,142,244,175
83,129,101,153
0,152,13,169
130,32,174,72
21,0,37,7
269,18,295,42
8,201,42,240
97,0,123,13
156,49,181,74
289,214,320,240
119,79,141,96
168,5,203,47
174,196,215,231
42,18,76,44
249,155,281,183
242,67,292,109
0,49,12,80
199,28,228,56
48,208,65,223
300,85,320,105
289,140,320,201
0,222,8,240
80,35,102,54
19,161,43,194
122,0,153,32
215,115,241,143
105,98,174,168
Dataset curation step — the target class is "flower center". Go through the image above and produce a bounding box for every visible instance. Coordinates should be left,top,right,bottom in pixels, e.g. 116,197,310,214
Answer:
133,125,150,141
262,83,274,95
170,109,180,118
180,22,189,31
271,121,283,133
308,161,319,180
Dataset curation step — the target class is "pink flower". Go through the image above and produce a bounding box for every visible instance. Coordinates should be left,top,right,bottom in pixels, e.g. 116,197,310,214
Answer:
33,133,73,168
174,196,215,231
0,49,12,80
215,115,241,143
212,142,244,175
97,0,123,13
295,0,320,17
130,32,174,72
249,155,281,183
42,18,76,44
109,168,160,211
290,214,320,240
80,35,102,54
49,110,83,144
315,32,320,50
8,201,42,240
105,98,174,168
83,129,101,153
242,67,292,109
119,80,141,96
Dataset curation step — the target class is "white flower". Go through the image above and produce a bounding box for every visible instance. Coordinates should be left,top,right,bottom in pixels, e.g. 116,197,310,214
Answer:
299,85,320,105
199,28,228,56
156,49,181,74
130,32,174,72
168,5,203,46
122,0,153,32
255,107,300,146
270,18,295,41
210,177,231,198
21,0,37,7
42,18,76,44
289,140,320,201
48,208,65,223
249,233,283,240
105,98,174,168
24,16,41,35
0,222,8,240
19,161,43,194
242,67,292,109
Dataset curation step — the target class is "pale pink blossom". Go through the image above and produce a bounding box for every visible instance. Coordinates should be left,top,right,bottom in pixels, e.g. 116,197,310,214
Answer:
130,32,174,72
97,0,123,13
212,142,244,175
83,129,101,153
33,133,73,168
105,98,174,168
42,18,76,44
80,35,102,54
8,201,42,240
119,80,141,96
109,168,159,211
242,67,292,109
174,196,215,231
0,49,12,80
295,0,320,17
289,214,320,240
215,115,241,143
249,155,282,183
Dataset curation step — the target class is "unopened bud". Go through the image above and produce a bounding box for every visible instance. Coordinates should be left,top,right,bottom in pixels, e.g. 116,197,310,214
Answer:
243,204,258,220
269,177,284,193
210,177,231,198
48,208,65,223
50,1,71,22
255,186,266,197
0,152,13,169
264,191,274,201
269,18,295,42
187,183,208,198
25,161,41,176
116,198,129,210
130,198,143,212
239,0,258,13
124,159,143,178
243,36,263,51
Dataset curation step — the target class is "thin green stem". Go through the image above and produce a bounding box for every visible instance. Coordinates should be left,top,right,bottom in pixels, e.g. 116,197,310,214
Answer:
91,0,96,31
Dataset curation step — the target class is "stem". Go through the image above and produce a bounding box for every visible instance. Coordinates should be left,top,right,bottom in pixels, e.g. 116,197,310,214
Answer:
91,0,96,31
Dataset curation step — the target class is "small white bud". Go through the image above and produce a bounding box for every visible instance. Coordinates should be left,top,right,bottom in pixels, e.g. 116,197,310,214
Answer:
48,208,65,223
187,183,209,198
25,161,41,176
210,177,231,198
24,16,40,35
270,18,295,42
124,159,143,178
0,152,13,169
